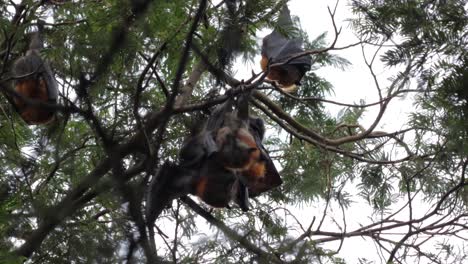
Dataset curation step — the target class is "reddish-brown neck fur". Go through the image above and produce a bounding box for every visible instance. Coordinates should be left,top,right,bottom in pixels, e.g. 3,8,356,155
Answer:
14,79,54,124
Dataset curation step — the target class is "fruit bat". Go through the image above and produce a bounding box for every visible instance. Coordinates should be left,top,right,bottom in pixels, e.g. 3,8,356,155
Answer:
218,93,282,196
200,93,282,202
261,5,311,92
178,98,253,211
145,109,247,226
11,22,58,125
146,93,282,224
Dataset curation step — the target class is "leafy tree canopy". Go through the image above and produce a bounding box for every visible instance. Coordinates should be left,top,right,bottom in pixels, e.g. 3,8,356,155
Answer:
0,0,466,263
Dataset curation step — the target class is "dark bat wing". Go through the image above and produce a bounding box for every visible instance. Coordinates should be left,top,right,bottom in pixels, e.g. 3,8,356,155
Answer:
146,160,203,224
206,99,234,131
261,5,311,70
179,130,218,168
179,101,233,168
234,178,250,211
195,157,237,208
262,32,311,68
247,119,282,197
146,162,189,227
249,116,265,140
42,60,58,102
179,99,237,168
235,91,250,122
248,144,282,197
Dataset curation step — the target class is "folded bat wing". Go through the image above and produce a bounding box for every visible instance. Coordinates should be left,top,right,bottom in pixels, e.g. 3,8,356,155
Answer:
261,6,311,71
41,58,58,102
262,32,309,66
179,131,218,168
145,162,188,226
14,31,58,103
247,120,282,197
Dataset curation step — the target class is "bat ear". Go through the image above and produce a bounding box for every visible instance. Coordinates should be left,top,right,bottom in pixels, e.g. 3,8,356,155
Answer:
234,179,250,211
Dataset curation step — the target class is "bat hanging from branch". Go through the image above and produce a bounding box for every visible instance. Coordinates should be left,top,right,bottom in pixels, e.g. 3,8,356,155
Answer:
11,21,58,125
145,91,282,227
190,91,282,210
261,5,311,93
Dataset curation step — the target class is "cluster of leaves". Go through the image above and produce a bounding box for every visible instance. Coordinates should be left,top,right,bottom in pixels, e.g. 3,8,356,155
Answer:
350,1,468,262
352,0,468,198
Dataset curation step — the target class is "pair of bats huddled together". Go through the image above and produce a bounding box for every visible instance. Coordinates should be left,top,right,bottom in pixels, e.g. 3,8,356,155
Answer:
146,92,282,225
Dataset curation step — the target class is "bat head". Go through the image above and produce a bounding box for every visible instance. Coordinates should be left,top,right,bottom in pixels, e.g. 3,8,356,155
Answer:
216,127,258,170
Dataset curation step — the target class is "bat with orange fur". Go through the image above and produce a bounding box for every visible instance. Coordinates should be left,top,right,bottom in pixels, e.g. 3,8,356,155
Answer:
11,22,58,125
205,94,282,206
146,94,282,222
261,5,311,93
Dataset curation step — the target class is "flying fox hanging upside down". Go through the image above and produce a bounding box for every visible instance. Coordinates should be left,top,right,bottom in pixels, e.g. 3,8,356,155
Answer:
145,115,253,224
11,22,58,125
146,94,282,225
180,104,260,211
260,5,311,93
